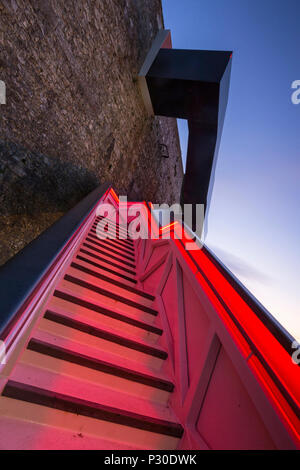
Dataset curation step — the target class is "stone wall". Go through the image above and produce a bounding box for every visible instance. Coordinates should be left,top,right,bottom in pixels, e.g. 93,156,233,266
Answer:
0,0,183,265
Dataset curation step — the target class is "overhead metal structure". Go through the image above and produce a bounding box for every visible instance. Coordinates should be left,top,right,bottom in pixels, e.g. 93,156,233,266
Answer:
139,30,232,229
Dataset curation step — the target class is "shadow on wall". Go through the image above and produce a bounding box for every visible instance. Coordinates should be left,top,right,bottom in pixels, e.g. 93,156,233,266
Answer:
0,140,101,265
0,140,100,216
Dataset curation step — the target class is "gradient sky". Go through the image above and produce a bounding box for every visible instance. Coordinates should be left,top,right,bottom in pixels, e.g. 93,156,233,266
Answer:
162,0,300,339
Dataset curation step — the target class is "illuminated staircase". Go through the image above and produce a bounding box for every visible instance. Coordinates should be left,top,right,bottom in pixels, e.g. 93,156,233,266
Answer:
0,202,182,449
0,187,299,449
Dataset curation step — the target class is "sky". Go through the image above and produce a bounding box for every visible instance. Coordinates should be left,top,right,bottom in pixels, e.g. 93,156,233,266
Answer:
162,0,300,339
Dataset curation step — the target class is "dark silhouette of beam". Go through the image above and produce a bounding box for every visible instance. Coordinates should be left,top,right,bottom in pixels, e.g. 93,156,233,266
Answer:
139,30,232,231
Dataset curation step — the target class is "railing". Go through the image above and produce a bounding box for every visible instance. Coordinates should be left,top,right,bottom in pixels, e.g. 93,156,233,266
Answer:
0,183,110,364
0,186,299,448
146,204,296,355
135,204,300,449
180,221,296,356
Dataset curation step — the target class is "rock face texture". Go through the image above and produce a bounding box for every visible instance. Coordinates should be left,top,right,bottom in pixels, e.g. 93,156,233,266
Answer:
0,0,183,265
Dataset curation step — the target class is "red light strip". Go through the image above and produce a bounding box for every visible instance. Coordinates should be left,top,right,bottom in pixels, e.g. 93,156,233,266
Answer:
109,188,119,204
172,226,300,442
160,221,177,232
142,204,299,440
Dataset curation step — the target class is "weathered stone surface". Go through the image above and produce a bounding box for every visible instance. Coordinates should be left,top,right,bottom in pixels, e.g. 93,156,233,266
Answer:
0,0,183,265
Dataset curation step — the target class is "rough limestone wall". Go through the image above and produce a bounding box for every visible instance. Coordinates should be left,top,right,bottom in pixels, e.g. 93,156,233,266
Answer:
0,0,183,265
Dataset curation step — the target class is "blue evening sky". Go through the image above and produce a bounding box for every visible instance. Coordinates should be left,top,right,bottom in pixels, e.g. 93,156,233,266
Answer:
162,0,300,339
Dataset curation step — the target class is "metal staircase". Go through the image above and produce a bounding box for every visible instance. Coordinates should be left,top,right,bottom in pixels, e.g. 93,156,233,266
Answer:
0,186,299,449
0,191,183,449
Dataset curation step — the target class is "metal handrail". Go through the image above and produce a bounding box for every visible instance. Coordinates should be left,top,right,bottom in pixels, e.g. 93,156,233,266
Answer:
146,206,299,418
181,221,296,356
146,202,296,356
0,182,110,342
202,244,296,353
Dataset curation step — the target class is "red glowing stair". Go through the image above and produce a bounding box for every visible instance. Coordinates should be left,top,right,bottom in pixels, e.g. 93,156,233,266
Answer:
0,186,299,450
0,205,183,449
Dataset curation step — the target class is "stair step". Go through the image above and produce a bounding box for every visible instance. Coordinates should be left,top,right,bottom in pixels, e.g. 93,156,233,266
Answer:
19,349,169,406
85,236,135,264
89,236,135,257
21,330,171,399
75,254,137,285
61,275,158,316
82,241,136,269
48,297,161,344
85,235,135,262
36,317,164,369
95,217,131,235
92,223,132,242
3,381,183,438
26,337,173,391
0,415,147,450
43,310,167,360
69,262,154,301
80,246,136,276
52,289,162,332
96,215,129,226
90,225,134,244
95,216,130,230
64,260,144,308
91,225,134,245
89,230,135,253
10,362,174,417
0,396,178,449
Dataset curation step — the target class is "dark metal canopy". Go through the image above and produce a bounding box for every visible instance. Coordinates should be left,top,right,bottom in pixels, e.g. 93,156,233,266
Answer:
138,30,232,230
